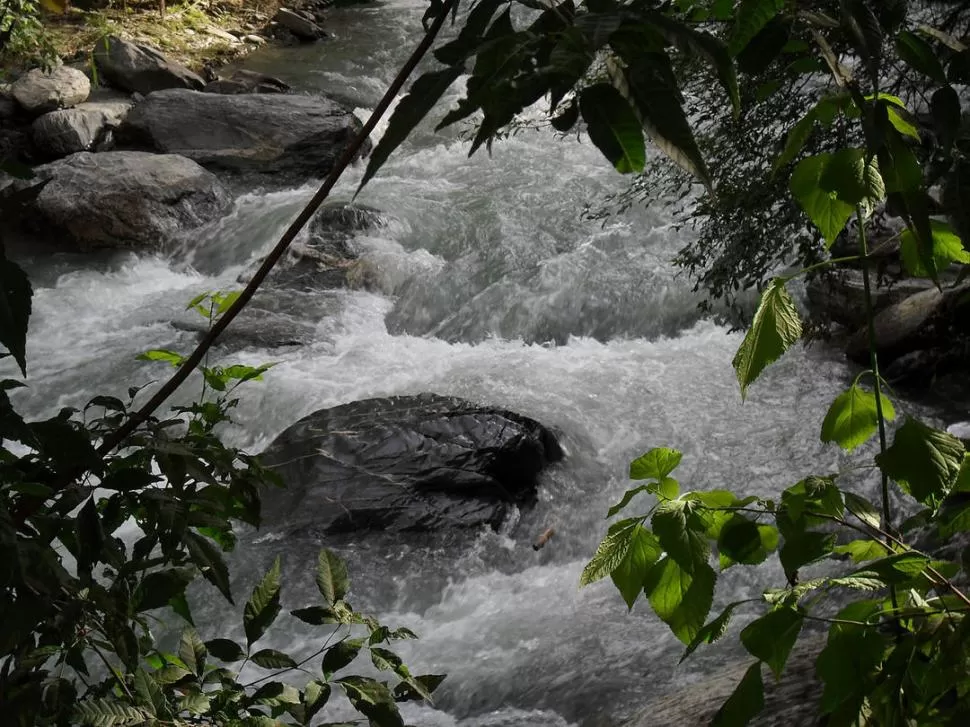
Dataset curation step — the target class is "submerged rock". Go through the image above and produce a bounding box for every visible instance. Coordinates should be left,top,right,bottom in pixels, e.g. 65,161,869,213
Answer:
7,151,231,250
204,69,290,95
259,394,563,535
11,66,90,115
93,36,205,95
120,89,366,177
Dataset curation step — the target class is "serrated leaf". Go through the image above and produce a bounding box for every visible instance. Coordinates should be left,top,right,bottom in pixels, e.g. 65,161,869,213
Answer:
357,66,464,195
393,674,446,703
818,147,885,207
629,447,683,481
579,83,645,174
73,699,151,726
580,518,641,586
370,647,403,672
179,628,207,677
855,552,931,584
0,250,32,377
718,516,771,566
820,385,895,451
790,154,856,246
132,669,165,717
899,220,970,278
316,549,349,606
644,558,716,645
303,680,331,721
610,525,663,609
876,418,965,505
137,349,185,367
779,531,836,580
607,485,651,517
729,0,785,56
244,557,281,647
322,639,363,677
711,662,765,727
179,691,210,715
134,567,195,612
651,500,711,575
205,638,245,663
185,531,233,603
740,607,803,679
833,539,889,563
682,600,747,662
251,648,298,669
773,111,816,173
843,491,881,529
338,676,404,727
291,605,338,625
732,279,802,398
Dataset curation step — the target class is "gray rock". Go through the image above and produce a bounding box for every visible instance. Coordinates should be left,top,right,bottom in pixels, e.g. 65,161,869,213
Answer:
846,283,970,363
11,66,91,114
31,92,132,157
243,34,267,45
7,151,231,250
807,269,935,329
93,36,205,95
204,69,290,95
120,89,366,176
259,394,563,535
274,8,326,41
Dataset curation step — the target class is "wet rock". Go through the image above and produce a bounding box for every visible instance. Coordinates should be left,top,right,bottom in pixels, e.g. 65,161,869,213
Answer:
204,69,290,95
93,36,205,95
807,269,934,329
172,307,314,348
882,349,944,385
31,90,133,158
11,66,91,115
243,34,268,46
275,8,327,41
6,151,231,250
846,283,970,364
120,89,366,177
237,203,385,291
259,393,564,535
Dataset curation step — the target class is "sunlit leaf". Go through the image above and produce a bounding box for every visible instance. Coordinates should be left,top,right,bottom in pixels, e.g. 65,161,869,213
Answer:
732,279,802,399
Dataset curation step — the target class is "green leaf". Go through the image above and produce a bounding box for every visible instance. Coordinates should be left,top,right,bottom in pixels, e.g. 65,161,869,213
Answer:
816,603,887,716
618,56,710,186
834,539,889,563
179,628,207,677
303,680,332,722
855,552,930,584
179,691,210,715
644,557,716,644
73,699,151,726
740,607,803,679
718,516,772,566
607,485,651,517
75,497,104,578
291,605,338,625
185,531,233,603
393,674,446,703
244,557,282,647
357,66,464,194
651,500,711,575
682,600,748,662
137,349,185,367
896,30,947,83
0,250,32,377
732,278,802,399
876,418,965,505
205,638,246,662
885,103,920,141
251,648,298,669
580,518,641,586
316,549,349,606
790,154,856,246
899,221,970,278
338,676,404,727
729,0,785,56
779,531,836,581
579,83,645,174
820,385,895,451
610,525,663,609
132,669,165,717
932,85,961,150
134,567,195,612
370,647,403,672
711,662,765,727
322,639,364,677
629,447,683,481
818,148,885,207
773,111,815,173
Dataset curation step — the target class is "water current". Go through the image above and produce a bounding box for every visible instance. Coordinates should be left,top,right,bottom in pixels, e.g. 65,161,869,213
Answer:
7,1,960,724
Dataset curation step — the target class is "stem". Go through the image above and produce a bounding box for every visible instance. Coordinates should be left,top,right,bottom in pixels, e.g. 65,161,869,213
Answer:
785,254,863,281
54,0,459,482
856,204,898,615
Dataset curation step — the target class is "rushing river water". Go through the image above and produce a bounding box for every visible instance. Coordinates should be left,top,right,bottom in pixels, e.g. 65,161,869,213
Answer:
7,1,963,725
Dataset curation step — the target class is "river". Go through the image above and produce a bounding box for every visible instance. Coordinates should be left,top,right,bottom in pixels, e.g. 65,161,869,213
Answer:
6,1,951,725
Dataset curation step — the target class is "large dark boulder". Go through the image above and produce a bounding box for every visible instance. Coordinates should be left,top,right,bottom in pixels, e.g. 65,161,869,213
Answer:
31,90,133,158
93,36,205,95
259,394,563,535
6,151,231,250
119,89,366,176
